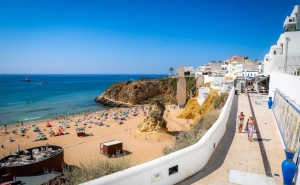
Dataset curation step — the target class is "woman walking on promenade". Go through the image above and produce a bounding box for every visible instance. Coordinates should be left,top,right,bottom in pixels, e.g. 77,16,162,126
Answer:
237,112,245,133
246,115,256,142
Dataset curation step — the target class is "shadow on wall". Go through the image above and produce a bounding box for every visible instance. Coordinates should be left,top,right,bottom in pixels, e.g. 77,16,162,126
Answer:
176,94,239,184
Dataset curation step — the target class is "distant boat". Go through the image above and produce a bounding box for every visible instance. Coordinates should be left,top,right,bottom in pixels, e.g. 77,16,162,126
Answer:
22,76,31,82
41,81,48,84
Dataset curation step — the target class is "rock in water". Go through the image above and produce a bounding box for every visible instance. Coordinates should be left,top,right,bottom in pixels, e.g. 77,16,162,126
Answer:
138,101,168,133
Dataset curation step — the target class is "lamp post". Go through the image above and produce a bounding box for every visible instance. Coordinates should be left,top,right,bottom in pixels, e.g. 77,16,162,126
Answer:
284,37,290,71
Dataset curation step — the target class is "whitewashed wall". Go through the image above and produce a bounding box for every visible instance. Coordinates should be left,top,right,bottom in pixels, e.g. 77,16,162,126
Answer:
197,87,210,105
81,88,235,185
269,72,300,107
204,76,225,84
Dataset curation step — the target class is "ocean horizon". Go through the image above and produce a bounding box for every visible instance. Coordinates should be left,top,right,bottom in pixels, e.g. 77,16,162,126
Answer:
0,74,166,126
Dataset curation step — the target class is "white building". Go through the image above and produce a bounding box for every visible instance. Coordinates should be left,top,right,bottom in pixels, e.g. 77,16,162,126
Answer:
225,55,258,77
242,69,259,78
263,5,300,75
176,66,194,76
197,87,210,105
196,61,222,76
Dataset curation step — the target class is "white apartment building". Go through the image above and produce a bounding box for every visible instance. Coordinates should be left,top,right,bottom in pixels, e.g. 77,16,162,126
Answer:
176,66,194,76
263,5,300,75
225,55,258,77
196,61,222,75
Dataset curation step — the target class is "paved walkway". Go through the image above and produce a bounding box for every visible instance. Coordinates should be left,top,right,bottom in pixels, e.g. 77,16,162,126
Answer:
177,92,285,185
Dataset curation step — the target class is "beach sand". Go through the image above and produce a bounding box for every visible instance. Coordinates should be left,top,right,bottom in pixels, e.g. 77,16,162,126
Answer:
0,105,192,167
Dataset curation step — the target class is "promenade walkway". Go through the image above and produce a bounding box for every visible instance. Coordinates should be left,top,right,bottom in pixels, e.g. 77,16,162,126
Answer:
177,92,285,185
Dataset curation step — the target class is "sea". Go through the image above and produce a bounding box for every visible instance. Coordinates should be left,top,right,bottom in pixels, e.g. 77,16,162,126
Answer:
0,74,166,126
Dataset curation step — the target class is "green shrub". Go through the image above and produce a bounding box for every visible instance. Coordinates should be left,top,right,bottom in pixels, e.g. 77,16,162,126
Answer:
213,92,229,109
56,153,134,185
133,85,138,89
126,81,132,85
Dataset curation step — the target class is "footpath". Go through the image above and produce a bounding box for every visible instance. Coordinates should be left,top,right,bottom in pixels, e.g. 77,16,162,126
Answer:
177,92,285,185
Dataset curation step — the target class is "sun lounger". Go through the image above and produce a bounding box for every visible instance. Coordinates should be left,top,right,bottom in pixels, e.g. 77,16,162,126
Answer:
41,134,47,140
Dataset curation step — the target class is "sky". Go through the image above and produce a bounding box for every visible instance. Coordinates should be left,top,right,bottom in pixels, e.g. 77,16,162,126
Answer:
0,0,299,74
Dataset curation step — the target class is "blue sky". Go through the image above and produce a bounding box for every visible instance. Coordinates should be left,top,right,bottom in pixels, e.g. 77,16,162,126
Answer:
0,0,299,74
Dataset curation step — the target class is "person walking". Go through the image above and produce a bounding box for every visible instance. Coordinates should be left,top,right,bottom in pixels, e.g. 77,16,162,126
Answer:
251,85,254,93
237,112,245,133
246,115,256,142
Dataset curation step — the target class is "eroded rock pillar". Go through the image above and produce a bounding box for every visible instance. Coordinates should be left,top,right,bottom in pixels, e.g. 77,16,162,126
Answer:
177,77,186,108
196,75,204,88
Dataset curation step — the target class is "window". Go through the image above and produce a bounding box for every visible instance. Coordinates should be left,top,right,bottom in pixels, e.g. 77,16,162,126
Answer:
169,165,178,175
273,51,276,55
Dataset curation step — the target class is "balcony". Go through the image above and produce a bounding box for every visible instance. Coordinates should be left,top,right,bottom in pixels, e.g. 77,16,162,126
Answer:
284,16,297,31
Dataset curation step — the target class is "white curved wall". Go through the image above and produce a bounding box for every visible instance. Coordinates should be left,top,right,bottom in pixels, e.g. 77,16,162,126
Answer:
81,88,235,185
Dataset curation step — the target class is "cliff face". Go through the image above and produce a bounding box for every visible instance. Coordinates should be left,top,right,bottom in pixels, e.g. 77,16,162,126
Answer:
103,81,161,104
95,77,198,107
95,78,179,107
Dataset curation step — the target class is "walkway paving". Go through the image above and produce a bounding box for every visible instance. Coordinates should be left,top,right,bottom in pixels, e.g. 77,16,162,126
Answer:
177,92,285,185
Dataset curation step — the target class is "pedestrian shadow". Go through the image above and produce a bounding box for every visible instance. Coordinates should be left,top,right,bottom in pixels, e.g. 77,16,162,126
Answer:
176,94,239,185
253,138,271,142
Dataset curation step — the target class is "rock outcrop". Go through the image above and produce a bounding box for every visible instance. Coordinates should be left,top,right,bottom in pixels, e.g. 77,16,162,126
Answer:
95,96,132,107
138,101,168,133
101,81,161,104
95,78,180,106
177,89,218,121
95,77,198,107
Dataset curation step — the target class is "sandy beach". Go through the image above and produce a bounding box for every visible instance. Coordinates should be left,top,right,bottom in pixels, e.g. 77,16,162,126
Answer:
0,105,192,167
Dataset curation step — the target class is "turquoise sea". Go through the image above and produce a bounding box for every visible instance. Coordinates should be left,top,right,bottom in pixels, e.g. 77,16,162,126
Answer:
0,74,165,126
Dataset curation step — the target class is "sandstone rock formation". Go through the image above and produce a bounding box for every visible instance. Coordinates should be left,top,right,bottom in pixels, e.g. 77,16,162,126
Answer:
95,77,197,107
95,78,180,106
177,89,219,122
138,101,168,133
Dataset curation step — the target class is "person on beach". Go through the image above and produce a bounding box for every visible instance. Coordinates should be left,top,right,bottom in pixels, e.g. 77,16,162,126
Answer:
246,115,256,142
237,112,245,133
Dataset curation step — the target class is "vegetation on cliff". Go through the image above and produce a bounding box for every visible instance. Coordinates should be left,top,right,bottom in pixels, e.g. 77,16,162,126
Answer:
176,89,219,121
176,82,229,122
95,77,197,106
163,88,229,155
163,109,221,155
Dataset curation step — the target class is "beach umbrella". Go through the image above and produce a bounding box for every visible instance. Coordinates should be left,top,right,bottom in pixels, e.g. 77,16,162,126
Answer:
17,145,20,154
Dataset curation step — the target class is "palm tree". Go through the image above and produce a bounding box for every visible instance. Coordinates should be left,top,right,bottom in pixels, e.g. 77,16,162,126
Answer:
169,67,174,76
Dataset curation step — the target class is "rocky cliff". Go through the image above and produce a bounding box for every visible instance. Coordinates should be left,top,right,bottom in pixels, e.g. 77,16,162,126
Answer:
95,77,198,107
95,78,180,107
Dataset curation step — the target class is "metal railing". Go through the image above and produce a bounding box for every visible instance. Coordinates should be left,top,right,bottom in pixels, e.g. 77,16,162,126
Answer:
270,54,300,72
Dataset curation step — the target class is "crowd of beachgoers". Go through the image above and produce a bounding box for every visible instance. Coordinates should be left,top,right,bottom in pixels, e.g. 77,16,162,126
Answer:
0,105,191,166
